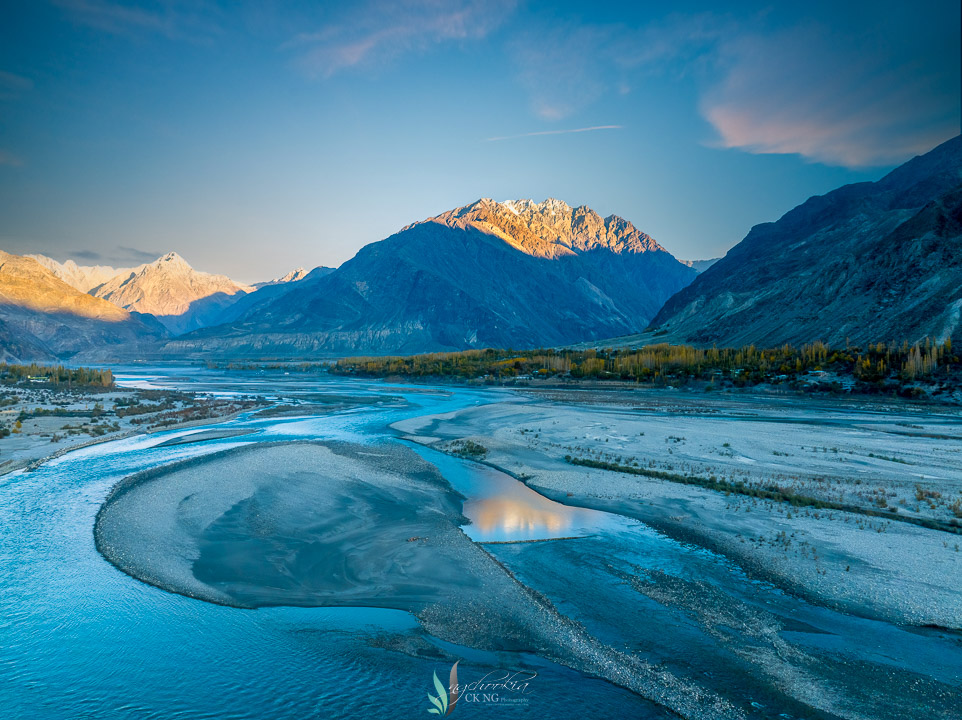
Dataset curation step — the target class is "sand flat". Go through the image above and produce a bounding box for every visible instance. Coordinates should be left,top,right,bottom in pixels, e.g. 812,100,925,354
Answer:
392,390,962,629
93,437,745,720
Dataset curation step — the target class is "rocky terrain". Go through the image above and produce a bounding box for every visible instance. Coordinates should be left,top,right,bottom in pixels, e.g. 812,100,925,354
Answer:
650,134,962,347
9,253,316,361
211,265,334,326
165,198,695,358
0,251,166,361
27,255,134,292
89,252,254,335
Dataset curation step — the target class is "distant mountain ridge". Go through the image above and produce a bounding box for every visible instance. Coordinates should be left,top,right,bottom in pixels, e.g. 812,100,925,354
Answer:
27,255,134,293
0,251,166,361
25,252,321,338
650,134,962,347
213,265,334,326
682,258,720,274
254,267,321,289
90,252,254,335
164,198,696,358
425,198,667,258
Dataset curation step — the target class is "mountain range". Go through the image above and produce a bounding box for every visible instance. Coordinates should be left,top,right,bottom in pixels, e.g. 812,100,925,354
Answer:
163,198,696,358
3,134,961,363
0,251,166,361
30,252,254,335
649,134,962,347
89,253,254,336
23,252,318,337
27,255,133,293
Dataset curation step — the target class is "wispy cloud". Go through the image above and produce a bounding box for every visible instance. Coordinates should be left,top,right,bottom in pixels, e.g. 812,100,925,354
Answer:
510,23,614,120
117,245,162,262
486,125,623,142
509,14,725,121
509,7,960,168
0,150,24,168
71,249,103,261
52,0,221,41
286,0,516,78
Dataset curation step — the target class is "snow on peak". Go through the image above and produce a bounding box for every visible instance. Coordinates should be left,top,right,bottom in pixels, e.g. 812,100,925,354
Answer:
276,267,308,283
540,197,571,213
156,251,189,266
498,198,572,217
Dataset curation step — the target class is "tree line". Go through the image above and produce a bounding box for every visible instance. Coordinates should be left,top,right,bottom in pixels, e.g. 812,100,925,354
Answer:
0,363,114,387
330,340,958,389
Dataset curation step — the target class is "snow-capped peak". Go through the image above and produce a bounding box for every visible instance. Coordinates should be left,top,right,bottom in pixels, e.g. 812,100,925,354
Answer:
539,197,571,214
498,198,572,217
155,251,189,267
276,267,308,283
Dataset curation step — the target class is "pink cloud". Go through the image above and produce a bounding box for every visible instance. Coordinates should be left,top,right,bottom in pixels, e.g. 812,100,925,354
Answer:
701,23,961,167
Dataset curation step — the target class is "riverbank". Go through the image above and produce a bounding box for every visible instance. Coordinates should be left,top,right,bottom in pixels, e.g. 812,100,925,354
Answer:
0,382,268,477
391,388,962,629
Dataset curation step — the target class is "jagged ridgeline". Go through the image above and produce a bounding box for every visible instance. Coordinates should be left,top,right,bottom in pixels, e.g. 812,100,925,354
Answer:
649,134,962,347
5,131,962,363
163,199,697,358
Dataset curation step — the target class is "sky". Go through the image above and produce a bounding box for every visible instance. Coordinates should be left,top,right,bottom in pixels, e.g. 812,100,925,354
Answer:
0,1,959,284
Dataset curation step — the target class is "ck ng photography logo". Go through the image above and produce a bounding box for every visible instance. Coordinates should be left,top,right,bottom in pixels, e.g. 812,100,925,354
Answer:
427,661,536,715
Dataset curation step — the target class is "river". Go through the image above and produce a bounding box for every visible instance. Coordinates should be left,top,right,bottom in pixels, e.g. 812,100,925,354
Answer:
1,367,958,720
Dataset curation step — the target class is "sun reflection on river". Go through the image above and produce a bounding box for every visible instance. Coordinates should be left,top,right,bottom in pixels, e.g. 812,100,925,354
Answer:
406,444,617,543
463,496,571,539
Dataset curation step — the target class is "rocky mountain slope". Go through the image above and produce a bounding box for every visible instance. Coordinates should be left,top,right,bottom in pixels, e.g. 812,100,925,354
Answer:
212,266,335,326
90,252,254,335
27,255,133,293
650,135,962,347
253,267,313,289
166,198,696,358
28,251,266,335
0,251,166,361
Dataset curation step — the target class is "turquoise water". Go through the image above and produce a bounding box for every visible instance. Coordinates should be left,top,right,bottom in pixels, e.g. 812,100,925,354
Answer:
0,369,663,719
3,367,960,719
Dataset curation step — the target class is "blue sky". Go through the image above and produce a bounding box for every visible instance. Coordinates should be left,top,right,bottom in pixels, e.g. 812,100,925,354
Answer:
0,1,959,283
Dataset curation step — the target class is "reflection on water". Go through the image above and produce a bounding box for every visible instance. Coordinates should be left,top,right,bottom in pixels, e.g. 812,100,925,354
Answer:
409,444,623,542
465,496,569,539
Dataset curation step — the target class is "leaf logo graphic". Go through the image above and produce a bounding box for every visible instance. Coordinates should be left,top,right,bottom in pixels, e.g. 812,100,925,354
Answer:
427,661,459,716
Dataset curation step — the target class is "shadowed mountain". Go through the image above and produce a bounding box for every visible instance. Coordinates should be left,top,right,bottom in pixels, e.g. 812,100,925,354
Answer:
649,135,962,347
165,198,696,358
0,251,168,361
212,266,335,326
252,267,318,289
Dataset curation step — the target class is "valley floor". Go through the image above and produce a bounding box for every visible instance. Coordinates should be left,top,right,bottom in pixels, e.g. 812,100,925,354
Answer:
393,387,962,629
8,370,960,720
0,383,266,476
